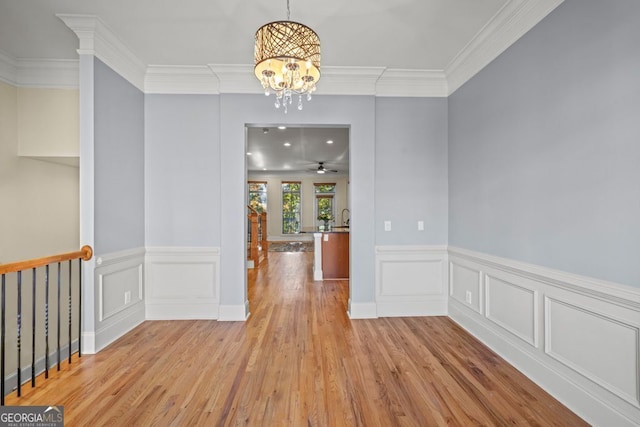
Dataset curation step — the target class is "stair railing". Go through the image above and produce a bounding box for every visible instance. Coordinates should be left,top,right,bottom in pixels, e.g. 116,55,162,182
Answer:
0,245,93,405
247,207,268,267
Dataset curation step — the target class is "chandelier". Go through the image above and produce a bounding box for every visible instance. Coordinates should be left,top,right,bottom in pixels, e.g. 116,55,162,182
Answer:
254,0,321,113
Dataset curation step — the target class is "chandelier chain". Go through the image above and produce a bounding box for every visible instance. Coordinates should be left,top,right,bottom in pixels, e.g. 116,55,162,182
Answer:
287,0,291,20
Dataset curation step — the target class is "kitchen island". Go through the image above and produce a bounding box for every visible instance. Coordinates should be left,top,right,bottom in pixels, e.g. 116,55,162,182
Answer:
302,227,349,280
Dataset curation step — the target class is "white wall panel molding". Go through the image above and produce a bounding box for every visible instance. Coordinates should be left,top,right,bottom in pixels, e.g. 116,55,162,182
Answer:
375,246,448,317
145,65,219,94
57,14,146,91
94,247,145,352
485,274,538,348
448,246,640,427
446,0,565,94
145,247,221,320
449,247,640,310
449,259,483,314
545,295,640,408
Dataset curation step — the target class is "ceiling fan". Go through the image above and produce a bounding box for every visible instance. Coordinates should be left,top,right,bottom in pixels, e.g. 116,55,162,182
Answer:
311,162,338,174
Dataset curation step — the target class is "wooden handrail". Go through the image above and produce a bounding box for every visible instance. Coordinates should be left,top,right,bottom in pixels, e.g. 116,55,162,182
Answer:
261,212,268,256
247,205,258,215
0,245,93,275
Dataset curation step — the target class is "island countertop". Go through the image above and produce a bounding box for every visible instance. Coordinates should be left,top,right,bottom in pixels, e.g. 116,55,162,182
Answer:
300,226,349,234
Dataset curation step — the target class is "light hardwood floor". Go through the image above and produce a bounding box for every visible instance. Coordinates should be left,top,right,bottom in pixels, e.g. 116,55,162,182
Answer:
5,252,587,426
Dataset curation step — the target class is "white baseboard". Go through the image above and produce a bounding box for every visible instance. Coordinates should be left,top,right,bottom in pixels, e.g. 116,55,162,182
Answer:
375,246,448,317
313,266,323,281
81,332,96,355
218,301,250,321
146,302,219,320
448,246,640,427
145,247,221,320
347,300,377,319
376,299,448,317
94,301,145,352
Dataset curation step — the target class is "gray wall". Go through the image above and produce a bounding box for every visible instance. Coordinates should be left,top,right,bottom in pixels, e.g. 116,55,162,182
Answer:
448,0,640,287
145,94,221,247
94,58,145,254
142,93,453,308
375,97,448,245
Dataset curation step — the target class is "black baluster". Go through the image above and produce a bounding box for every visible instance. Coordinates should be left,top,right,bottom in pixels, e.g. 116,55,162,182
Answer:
68,260,72,364
1,274,6,405
31,268,36,387
17,271,22,397
45,264,49,379
56,263,61,371
78,259,82,358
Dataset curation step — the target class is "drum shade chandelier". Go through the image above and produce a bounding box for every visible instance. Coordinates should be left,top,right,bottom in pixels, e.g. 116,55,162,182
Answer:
254,0,321,113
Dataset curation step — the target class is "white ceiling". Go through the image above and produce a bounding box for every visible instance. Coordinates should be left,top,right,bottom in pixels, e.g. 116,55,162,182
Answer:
247,126,349,176
0,0,559,174
0,0,507,70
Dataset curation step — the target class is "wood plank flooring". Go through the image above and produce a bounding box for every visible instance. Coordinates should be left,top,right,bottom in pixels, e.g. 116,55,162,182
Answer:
5,252,588,426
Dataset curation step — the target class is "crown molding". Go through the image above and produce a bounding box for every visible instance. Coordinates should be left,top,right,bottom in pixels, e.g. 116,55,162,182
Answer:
319,66,386,96
57,14,146,92
3,0,562,95
208,64,255,94
145,65,219,94
15,59,78,88
0,50,78,88
446,0,564,95
376,69,448,98
0,50,18,86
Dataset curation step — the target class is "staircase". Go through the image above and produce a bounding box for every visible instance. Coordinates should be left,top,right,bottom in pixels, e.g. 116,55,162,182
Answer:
247,207,268,268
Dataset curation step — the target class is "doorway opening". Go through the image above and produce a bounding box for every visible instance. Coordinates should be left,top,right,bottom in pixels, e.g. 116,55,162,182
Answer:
244,125,350,303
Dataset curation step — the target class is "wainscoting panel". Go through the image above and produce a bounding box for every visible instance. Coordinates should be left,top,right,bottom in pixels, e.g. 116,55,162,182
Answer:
448,246,640,427
485,274,538,348
449,260,483,314
145,247,220,320
545,295,640,407
99,263,142,321
375,246,448,316
94,247,146,352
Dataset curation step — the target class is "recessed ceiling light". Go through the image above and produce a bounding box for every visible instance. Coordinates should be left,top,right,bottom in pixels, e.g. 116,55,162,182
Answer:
263,168,267,171
246,152,252,155
326,140,334,144
278,126,287,130
283,142,291,147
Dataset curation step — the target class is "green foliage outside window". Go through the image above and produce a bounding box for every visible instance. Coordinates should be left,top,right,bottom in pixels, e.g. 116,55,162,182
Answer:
248,183,267,213
314,184,335,193
282,182,301,234
317,198,333,221
315,184,335,225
